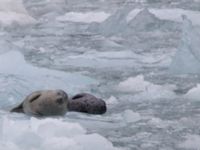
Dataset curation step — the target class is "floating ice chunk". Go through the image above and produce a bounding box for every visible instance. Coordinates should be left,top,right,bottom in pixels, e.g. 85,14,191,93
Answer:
61,50,140,69
89,5,133,36
126,9,141,22
14,131,42,150
0,0,28,14
42,137,78,150
128,8,161,31
31,118,86,138
117,75,176,100
0,0,36,25
148,117,170,128
135,84,176,100
123,109,141,123
89,7,176,36
57,12,110,23
1,117,30,141
0,40,16,54
169,16,200,74
0,51,97,94
0,12,36,25
178,134,200,149
117,75,150,93
149,8,200,26
68,50,137,59
65,49,170,70
106,96,118,105
0,116,118,150
185,84,200,100
74,133,118,150
106,110,141,126
0,142,20,150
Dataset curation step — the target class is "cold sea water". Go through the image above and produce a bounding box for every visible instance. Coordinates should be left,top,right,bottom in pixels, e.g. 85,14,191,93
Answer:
1,0,200,149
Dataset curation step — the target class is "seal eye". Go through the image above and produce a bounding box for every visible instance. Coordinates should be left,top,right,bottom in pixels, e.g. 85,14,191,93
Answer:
56,98,63,105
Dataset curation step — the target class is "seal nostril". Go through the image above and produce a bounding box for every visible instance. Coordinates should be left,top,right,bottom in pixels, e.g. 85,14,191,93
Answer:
56,98,63,105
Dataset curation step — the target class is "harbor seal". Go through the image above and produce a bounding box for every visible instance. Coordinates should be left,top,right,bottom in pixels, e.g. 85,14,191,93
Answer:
11,89,68,116
68,93,107,114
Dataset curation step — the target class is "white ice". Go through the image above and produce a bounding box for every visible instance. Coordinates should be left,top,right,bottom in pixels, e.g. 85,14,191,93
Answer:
149,8,200,26
0,0,36,25
123,109,141,123
0,116,119,150
127,8,200,26
169,16,200,74
117,75,176,100
128,8,160,31
106,109,142,125
126,9,141,22
106,96,119,105
117,75,150,93
0,51,97,88
185,84,200,100
88,6,134,36
56,12,110,23
178,134,200,149
94,7,200,37
60,50,168,69
115,75,176,102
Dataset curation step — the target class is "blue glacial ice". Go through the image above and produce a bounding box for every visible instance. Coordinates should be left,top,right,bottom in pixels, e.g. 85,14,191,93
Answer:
0,50,98,109
169,15,200,74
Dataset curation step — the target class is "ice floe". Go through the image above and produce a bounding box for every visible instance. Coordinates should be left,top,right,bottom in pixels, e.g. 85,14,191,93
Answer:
57,12,110,23
185,84,200,100
149,8,200,26
0,0,36,25
178,134,200,149
123,109,141,123
0,116,119,150
0,51,97,88
117,75,176,100
106,96,119,105
128,8,200,26
169,15,200,74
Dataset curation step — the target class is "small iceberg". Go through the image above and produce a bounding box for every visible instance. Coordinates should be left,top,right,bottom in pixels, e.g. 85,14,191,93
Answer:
0,0,36,25
169,15,200,74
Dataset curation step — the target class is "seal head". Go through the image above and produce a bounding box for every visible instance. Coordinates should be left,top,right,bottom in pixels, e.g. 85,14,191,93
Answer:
68,93,107,114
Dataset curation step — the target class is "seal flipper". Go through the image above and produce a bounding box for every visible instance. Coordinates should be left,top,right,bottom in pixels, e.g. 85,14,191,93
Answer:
10,102,24,113
10,92,41,113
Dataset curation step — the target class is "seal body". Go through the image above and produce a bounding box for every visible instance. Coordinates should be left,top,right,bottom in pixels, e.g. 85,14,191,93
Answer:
68,93,107,114
11,90,68,116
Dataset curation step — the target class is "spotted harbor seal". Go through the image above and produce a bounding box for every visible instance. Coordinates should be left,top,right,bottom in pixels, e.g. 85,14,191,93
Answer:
11,90,68,116
68,93,107,114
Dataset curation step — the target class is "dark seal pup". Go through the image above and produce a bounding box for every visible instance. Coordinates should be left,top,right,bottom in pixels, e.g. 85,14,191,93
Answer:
11,90,68,116
68,93,107,114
